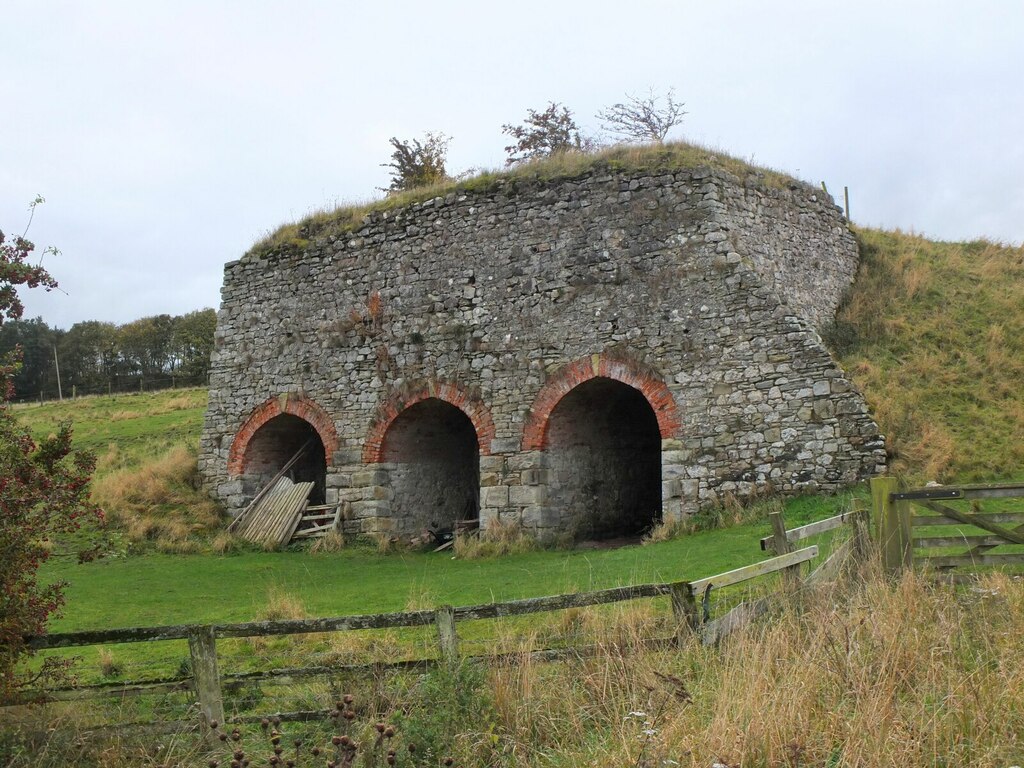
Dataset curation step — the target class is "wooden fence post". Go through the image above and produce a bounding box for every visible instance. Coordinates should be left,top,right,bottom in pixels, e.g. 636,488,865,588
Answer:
872,476,911,573
187,626,224,737
669,582,699,642
435,606,458,664
768,511,801,589
850,504,871,563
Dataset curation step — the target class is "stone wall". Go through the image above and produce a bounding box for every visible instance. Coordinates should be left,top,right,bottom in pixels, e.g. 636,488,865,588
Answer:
200,164,886,541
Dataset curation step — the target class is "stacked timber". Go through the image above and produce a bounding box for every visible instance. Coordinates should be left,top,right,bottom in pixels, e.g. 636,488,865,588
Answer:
233,477,314,547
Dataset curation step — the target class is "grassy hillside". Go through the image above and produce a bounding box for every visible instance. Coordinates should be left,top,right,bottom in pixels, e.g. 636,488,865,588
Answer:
12,387,206,460
12,387,219,550
829,229,1024,482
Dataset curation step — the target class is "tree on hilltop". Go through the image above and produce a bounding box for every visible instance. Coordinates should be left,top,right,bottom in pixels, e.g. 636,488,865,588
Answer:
597,87,687,144
382,132,450,193
501,102,595,165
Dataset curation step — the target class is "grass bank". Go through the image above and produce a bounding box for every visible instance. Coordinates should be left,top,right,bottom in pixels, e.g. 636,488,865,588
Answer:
831,229,1024,482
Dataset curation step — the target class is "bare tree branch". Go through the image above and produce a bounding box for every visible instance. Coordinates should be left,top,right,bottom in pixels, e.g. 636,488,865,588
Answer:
597,88,687,144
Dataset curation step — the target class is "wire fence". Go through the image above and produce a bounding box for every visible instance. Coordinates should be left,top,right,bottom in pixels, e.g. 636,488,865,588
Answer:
9,373,210,405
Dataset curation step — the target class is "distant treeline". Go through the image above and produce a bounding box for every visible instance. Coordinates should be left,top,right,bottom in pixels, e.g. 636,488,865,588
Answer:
0,309,216,401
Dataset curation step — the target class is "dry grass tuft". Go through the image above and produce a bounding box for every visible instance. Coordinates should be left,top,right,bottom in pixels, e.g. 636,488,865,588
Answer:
259,585,308,622
210,531,243,554
96,649,123,679
453,517,538,559
309,529,345,554
646,496,781,543
404,584,438,611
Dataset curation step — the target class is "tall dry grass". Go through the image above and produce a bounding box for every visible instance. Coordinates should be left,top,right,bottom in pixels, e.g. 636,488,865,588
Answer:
91,445,223,552
481,562,1024,767
7,559,1024,767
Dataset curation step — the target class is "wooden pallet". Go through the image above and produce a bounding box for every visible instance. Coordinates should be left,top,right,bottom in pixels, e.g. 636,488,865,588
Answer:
290,503,343,540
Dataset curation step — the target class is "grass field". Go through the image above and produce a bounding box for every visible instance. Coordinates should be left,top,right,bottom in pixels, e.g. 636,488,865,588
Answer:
43,491,847,632
12,387,206,461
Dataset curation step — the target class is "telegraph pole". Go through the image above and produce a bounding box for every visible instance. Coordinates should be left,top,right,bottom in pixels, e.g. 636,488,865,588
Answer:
53,344,63,401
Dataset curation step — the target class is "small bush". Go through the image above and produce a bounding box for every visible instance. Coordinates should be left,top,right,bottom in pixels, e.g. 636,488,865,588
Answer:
395,662,498,766
96,649,123,679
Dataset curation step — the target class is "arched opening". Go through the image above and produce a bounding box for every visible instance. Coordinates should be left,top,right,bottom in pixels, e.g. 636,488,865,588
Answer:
382,398,480,536
547,377,661,540
242,414,327,504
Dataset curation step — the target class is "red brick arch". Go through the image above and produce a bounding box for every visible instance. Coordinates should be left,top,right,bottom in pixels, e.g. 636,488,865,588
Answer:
227,393,339,476
522,355,681,451
363,381,496,463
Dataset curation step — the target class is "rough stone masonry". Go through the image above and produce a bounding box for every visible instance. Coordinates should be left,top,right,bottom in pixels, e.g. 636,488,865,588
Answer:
199,163,886,542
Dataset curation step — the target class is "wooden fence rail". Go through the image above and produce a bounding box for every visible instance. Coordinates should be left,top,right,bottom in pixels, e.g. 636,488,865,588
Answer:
18,545,819,731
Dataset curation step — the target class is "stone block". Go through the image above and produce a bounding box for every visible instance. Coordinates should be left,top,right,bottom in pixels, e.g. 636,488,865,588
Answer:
490,438,519,453
509,485,546,506
482,486,509,508
333,449,363,464
363,485,393,501
352,469,389,487
520,468,548,486
479,455,506,472
659,479,679,499
217,479,243,496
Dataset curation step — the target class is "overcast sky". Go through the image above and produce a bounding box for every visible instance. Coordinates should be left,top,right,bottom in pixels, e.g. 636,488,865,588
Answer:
3,1,1022,329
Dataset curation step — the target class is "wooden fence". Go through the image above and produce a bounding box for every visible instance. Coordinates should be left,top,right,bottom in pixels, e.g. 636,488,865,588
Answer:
871,476,1024,572
14,510,868,735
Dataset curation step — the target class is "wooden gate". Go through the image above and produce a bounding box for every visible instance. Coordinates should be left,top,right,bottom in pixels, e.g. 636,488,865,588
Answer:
871,477,1024,572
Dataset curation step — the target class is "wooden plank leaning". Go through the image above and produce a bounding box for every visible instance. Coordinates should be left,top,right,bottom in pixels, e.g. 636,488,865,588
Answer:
227,439,313,533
